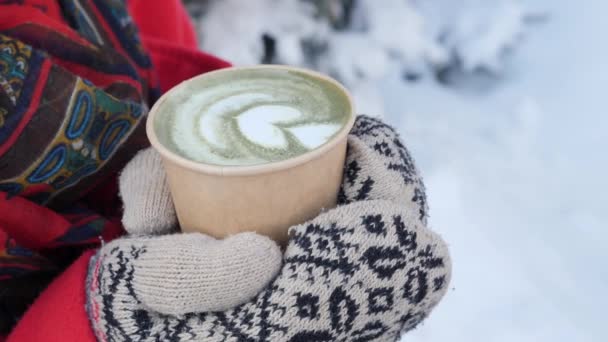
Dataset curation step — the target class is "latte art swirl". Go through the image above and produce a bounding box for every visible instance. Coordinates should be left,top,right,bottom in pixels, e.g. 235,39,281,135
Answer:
155,69,351,166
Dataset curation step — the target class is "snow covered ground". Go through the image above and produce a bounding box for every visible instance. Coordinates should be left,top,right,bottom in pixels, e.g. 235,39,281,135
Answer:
190,0,607,340
391,1,607,341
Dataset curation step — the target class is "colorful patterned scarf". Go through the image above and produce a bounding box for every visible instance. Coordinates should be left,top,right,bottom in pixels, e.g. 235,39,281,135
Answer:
0,0,158,330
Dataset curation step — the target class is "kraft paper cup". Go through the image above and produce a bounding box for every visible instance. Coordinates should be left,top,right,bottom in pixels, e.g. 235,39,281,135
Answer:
146,65,355,245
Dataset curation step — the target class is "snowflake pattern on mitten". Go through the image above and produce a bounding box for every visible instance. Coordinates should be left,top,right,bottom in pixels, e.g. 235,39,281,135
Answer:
87,115,451,342
341,116,428,223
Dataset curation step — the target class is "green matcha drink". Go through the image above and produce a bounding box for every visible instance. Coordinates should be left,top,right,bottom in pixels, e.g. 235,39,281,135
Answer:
153,67,352,166
146,65,355,243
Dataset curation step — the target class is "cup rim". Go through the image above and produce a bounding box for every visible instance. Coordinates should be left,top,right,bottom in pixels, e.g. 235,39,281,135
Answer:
146,64,356,176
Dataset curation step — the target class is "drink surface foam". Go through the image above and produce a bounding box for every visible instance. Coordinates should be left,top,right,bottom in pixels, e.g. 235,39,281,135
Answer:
154,68,352,166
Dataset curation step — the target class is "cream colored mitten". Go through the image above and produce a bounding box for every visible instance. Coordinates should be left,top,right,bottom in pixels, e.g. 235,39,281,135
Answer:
88,115,451,342
89,232,281,315
114,146,283,314
118,148,177,235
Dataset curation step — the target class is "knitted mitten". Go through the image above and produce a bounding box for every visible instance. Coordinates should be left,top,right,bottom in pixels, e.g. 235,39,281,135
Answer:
89,232,281,315
114,148,283,314
119,148,177,235
87,115,451,342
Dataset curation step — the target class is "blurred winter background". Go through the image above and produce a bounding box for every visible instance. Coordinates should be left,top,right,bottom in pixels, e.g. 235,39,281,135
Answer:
183,1,606,341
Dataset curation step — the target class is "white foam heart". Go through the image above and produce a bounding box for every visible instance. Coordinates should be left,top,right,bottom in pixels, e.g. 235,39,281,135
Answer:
236,105,302,149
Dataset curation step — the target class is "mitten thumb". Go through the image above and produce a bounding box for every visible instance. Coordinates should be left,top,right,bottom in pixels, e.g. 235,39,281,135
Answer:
119,148,177,235
108,232,282,315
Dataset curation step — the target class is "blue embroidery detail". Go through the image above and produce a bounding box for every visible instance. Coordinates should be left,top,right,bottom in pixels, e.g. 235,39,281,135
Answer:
99,119,130,160
66,90,92,139
27,144,67,183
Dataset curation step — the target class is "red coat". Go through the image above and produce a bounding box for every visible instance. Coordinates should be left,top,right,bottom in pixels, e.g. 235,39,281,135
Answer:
1,1,229,340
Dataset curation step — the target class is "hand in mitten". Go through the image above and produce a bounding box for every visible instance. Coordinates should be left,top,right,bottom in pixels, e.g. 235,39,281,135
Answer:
112,148,283,314
87,115,451,342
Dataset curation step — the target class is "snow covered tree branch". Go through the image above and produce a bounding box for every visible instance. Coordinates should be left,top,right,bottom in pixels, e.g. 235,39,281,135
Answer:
184,0,544,113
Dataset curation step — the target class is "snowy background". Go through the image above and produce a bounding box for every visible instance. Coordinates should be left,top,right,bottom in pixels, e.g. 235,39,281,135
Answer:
185,1,607,341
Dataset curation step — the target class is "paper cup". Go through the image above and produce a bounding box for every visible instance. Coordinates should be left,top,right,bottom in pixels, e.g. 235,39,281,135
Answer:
146,65,355,245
